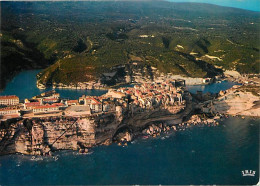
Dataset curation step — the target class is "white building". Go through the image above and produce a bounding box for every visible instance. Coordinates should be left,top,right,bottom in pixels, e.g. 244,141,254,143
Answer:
0,95,19,105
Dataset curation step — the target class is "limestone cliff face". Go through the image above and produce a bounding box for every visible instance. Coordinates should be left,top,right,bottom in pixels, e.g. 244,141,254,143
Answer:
0,99,191,155
211,91,260,116
0,117,97,155
0,107,127,155
0,121,28,155
201,87,260,117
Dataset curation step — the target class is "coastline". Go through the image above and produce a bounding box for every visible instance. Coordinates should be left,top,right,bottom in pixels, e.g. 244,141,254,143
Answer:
1,116,258,186
36,69,215,90
0,80,191,156
0,95,192,156
0,69,259,156
1,75,259,156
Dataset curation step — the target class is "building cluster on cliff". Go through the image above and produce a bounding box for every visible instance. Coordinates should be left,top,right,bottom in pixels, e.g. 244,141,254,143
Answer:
0,80,186,120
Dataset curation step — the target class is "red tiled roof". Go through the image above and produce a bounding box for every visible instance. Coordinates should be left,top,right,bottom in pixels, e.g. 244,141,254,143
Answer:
52,103,64,106
0,107,19,111
33,105,58,109
86,98,101,104
126,90,132,95
43,98,58,101
0,95,19,100
67,100,78,103
3,114,20,117
92,98,101,104
134,100,139,104
25,102,40,107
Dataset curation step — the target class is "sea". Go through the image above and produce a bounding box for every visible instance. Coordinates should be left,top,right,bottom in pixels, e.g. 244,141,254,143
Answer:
0,70,238,99
0,70,107,100
0,70,259,185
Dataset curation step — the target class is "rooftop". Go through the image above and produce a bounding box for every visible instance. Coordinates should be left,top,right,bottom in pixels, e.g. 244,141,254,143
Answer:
33,105,59,109
0,107,20,111
0,95,19,100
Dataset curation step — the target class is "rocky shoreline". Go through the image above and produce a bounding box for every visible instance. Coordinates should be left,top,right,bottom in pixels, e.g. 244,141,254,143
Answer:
0,113,224,156
114,75,260,147
1,75,259,156
115,114,222,146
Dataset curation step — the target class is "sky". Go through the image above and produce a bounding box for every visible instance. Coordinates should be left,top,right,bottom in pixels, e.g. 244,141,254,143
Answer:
3,0,260,12
167,0,260,12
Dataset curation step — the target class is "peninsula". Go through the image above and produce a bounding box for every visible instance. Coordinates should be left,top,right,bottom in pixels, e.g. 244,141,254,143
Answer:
0,75,259,156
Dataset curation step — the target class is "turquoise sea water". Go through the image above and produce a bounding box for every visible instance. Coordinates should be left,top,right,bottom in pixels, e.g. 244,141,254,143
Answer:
186,80,239,94
167,0,260,12
0,70,259,185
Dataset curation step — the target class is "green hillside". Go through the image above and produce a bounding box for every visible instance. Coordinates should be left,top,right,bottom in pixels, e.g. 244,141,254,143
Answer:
1,1,259,88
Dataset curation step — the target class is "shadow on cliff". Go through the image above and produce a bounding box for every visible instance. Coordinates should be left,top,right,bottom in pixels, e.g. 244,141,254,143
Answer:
111,105,190,141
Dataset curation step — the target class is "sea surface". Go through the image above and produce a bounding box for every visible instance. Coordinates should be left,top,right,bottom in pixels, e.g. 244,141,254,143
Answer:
0,69,237,99
0,70,259,185
0,70,107,100
167,0,260,12
186,80,239,94
0,117,258,185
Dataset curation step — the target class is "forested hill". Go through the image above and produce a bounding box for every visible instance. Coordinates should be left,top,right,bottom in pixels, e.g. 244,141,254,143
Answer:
1,1,259,88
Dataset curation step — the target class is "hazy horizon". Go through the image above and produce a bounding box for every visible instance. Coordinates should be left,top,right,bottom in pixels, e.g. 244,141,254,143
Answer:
167,0,260,12
2,0,260,12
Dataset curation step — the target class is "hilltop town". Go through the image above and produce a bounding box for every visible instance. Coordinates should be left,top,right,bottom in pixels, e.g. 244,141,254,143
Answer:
0,75,259,155
0,80,186,120
0,79,193,155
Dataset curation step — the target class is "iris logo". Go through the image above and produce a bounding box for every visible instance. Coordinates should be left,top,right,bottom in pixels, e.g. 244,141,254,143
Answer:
241,170,256,177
